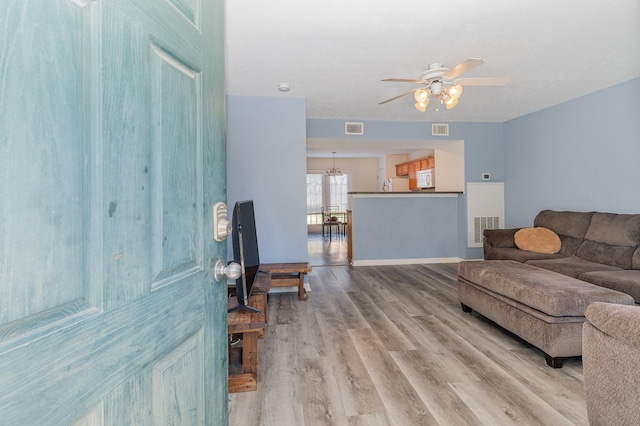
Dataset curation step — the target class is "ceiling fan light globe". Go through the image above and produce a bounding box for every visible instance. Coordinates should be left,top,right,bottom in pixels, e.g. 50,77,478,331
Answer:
444,97,458,109
414,89,430,103
414,101,427,112
447,84,463,100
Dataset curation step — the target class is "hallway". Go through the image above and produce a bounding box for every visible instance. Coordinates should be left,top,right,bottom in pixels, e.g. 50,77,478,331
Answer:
307,232,349,267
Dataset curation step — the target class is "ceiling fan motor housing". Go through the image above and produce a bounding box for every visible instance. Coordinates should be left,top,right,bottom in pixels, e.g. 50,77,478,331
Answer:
420,63,449,82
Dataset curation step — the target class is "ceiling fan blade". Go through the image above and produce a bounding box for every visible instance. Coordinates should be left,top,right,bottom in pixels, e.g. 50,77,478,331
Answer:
382,77,425,84
455,77,510,86
378,88,420,105
443,58,486,79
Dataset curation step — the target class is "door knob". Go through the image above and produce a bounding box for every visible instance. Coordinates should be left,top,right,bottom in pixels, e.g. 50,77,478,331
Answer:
213,259,242,281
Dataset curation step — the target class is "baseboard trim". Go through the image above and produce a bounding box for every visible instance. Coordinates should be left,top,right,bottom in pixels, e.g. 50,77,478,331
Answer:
351,257,462,267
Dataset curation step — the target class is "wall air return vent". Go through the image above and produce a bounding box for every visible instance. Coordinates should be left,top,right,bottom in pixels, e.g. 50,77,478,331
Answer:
345,122,364,135
467,182,505,248
432,123,449,136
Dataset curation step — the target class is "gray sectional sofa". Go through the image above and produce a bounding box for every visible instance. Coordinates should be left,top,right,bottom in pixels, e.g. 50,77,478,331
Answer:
483,210,640,302
457,210,640,367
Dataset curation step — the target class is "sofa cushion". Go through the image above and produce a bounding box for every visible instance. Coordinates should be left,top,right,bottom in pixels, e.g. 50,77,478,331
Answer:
533,210,594,239
579,270,640,303
577,213,640,269
526,255,622,279
584,213,640,247
484,247,565,262
533,210,594,256
576,240,637,270
514,227,561,254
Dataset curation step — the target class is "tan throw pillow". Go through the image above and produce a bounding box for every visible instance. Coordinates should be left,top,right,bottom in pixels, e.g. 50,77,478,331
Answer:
514,227,561,254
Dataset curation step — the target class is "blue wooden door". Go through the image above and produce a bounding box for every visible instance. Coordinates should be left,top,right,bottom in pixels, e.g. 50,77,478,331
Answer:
0,0,228,424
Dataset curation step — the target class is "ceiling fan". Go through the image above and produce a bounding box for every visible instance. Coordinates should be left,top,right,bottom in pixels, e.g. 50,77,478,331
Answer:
379,58,509,111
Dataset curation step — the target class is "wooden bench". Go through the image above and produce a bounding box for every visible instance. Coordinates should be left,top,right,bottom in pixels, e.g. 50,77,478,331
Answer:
260,262,312,301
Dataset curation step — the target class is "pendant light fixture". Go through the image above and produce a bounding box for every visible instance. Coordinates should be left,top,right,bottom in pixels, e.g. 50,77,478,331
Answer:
325,152,343,176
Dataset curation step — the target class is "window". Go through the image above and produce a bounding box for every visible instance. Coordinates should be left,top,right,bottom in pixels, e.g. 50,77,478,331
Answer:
327,174,348,211
306,173,349,225
306,174,323,225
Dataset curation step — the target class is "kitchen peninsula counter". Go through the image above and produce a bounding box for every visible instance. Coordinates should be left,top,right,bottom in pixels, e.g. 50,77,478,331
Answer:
348,191,463,266
349,191,462,196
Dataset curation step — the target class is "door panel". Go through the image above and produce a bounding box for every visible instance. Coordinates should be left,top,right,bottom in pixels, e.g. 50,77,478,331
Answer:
0,0,227,424
150,43,202,285
152,328,205,424
0,0,85,326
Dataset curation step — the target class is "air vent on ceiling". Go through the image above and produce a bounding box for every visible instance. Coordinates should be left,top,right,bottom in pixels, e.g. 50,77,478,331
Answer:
432,123,449,136
345,122,364,135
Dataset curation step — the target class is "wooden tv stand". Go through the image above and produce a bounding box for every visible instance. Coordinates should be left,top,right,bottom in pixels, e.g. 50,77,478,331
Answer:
227,271,270,393
227,262,311,393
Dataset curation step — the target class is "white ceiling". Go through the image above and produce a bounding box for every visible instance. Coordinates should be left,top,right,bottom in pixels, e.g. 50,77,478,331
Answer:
226,0,640,156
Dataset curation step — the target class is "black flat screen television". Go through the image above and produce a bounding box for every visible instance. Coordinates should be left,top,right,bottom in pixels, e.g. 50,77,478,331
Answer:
228,200,261,313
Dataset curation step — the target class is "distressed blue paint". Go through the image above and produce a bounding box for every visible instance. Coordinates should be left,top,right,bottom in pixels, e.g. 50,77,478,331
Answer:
0,0,85,324
0,0,227,423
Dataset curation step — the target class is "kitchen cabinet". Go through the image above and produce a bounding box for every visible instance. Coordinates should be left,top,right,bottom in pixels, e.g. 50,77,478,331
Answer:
408,161,418,190
396,163,409,176
418,156,435,170
426,155,435,168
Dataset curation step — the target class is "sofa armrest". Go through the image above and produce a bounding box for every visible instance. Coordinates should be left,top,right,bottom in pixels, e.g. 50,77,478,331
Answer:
583,301,640,425
585,302,640,350
483,228,520,249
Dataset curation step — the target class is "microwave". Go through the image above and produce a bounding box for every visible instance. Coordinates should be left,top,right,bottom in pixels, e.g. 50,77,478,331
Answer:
416,168,434,189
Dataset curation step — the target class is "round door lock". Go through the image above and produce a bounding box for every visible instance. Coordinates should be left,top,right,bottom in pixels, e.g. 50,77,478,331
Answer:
213,202,233,242
217,218,232,240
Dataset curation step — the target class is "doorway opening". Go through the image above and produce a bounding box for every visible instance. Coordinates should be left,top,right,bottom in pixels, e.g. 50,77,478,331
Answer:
306,172,350,267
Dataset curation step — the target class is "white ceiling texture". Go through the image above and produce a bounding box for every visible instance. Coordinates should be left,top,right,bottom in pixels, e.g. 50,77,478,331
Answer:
226,0,640,157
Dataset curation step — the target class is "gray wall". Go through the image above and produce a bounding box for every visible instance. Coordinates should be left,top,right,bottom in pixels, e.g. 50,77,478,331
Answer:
226,95,308,263
503,77,640,227
226,77,639,262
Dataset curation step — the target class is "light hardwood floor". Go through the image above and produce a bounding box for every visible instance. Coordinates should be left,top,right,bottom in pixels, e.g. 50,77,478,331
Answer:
228,263,588,425
307,232,349,267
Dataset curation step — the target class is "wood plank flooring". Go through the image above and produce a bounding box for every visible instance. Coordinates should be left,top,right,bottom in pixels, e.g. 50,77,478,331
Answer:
307,233,349,267
228,263,588,426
